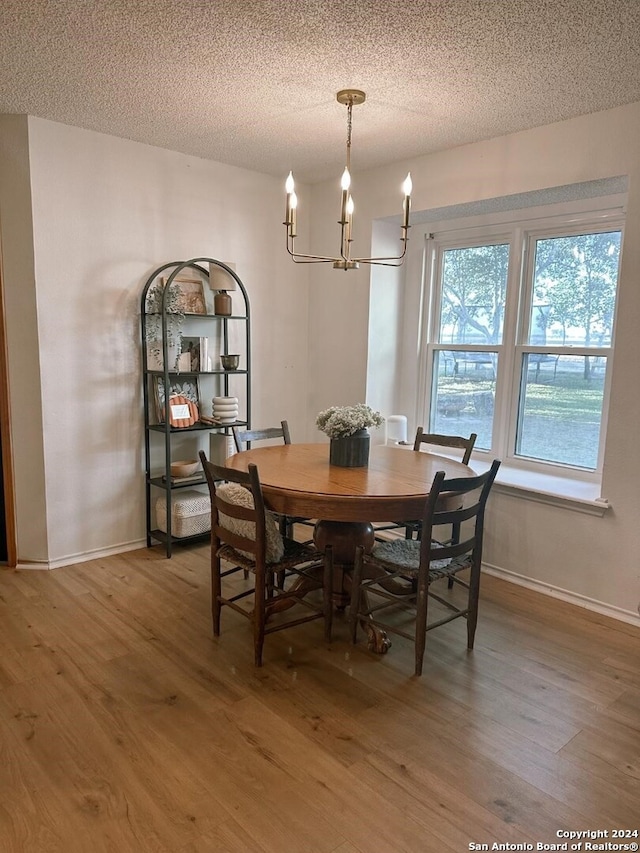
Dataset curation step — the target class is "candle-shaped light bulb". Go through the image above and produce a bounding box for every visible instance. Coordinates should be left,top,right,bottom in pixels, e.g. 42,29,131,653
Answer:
402,172,412,229
345,194,354,243
341,167,351,191
285,171,296,226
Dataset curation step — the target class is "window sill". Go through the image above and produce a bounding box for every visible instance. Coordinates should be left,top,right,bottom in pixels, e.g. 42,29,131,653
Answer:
389,442,610,515
472,459,609,516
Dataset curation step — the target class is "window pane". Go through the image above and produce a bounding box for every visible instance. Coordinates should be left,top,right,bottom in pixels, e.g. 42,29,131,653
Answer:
430,350,496,450
529,231,621,347
516,354,606,469
439,244,509,345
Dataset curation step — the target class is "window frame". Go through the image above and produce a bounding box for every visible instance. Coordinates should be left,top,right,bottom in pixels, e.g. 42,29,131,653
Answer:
419,208,625,482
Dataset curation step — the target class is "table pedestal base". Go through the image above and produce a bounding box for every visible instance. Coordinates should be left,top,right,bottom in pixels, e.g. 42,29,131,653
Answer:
313,520,391,654
313,520,375,563
313,520,374,608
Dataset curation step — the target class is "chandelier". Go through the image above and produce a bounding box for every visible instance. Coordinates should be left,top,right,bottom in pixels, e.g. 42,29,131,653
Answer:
284,90,412,271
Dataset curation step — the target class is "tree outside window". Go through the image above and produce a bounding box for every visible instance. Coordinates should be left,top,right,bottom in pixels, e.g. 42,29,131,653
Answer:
426,223,622,471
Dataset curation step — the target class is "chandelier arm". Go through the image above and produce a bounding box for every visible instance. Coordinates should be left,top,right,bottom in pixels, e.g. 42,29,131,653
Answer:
287,245,350,263
355,259,406,267
292,257,344,264
288,251,407,265
353,241,410,265
354,253,408,265
287,232,347,263
287,233,409,266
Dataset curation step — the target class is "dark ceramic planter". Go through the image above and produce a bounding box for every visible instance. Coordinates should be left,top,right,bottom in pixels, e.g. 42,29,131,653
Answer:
329,429,370,467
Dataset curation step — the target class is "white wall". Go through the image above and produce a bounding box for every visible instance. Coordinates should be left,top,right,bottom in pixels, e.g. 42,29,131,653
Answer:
366,220,406,420
308,102,640,623
1,117,311,565
2,104,639,623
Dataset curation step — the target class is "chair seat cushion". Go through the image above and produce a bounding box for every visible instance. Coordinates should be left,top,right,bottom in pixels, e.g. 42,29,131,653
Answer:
219,536,319,572
216,483,284,562
372,538,452,573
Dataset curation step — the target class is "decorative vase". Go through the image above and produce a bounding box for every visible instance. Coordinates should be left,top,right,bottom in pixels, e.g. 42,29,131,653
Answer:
329,429,370,467
212,395,239,423
214,291,232,316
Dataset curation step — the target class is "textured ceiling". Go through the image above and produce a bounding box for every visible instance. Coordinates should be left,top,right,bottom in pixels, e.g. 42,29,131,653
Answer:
1,0,639,184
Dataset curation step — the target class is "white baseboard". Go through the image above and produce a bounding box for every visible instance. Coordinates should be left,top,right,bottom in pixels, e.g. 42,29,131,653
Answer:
483,561,640,627
14,541,639,629
16,538,147,571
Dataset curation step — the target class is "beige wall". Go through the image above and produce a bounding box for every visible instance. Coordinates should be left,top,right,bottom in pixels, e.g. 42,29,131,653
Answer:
1,116,312,565
308,102,640,623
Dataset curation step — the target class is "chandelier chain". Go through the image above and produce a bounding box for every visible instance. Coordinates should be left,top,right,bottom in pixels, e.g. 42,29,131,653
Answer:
346,99,353,173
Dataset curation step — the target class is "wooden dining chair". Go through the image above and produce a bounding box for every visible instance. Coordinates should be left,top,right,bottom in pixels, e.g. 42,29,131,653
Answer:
375,429,478,546
232,419,315,541
199,451,332,666
349,459,500,676
406,428,478,539
410,430,479,588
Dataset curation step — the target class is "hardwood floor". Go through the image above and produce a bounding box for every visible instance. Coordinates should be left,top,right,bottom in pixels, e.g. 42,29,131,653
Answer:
0,543,638,852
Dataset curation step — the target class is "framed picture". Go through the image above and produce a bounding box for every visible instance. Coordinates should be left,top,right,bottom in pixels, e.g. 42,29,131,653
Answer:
179,336,201,372
178,336,211,372
164,276,207,315
152,375,200,423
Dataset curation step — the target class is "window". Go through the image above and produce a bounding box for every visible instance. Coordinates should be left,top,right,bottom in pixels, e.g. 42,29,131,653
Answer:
423,212,623,476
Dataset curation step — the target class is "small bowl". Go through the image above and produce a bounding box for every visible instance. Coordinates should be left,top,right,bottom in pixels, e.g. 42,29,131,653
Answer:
220,354,240,370
170,459,200,478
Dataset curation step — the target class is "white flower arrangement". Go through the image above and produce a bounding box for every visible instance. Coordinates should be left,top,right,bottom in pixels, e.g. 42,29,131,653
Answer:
316,404,384,439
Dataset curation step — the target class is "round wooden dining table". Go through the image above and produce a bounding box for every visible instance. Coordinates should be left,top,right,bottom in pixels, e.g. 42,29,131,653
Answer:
226,442,476,652
225,442,474,556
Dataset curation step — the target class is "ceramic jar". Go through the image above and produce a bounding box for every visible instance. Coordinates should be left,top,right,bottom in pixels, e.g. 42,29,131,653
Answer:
212,395,239,423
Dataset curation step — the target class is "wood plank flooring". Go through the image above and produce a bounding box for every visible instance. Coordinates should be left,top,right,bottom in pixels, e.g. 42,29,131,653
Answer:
0,543,638,852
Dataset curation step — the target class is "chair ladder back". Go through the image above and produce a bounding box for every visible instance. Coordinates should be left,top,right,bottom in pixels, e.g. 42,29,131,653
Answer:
425,533,478,564
212,524,260,557
413,428,477,465
420,460,501,566
232,420,291,452
213,494,261,556
433,499,483,529
199,452,268,560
